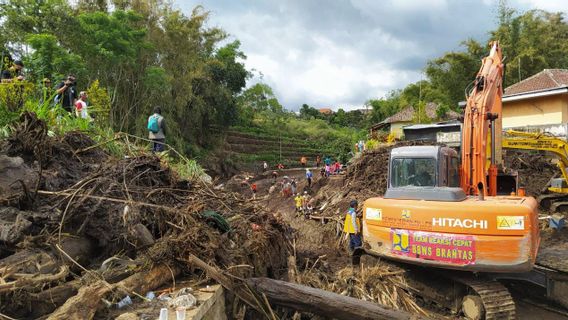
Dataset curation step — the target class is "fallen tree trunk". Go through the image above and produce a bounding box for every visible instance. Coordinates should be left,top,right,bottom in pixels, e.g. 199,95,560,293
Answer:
246,277,420,320
47,263,180,320
188,253,420,320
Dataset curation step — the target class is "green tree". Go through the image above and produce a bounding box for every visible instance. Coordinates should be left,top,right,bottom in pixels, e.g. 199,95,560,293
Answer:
425,39,485,108
330,108,347,126
492,8,568,86
367,90,402,125
299,103,321,119
25,34,85,82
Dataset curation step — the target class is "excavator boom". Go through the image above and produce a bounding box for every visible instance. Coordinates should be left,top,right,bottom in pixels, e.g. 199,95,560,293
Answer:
461,42,504,196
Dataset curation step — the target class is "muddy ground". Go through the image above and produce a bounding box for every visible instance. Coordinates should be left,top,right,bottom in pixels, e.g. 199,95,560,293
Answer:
0,113,292,319
2,113,568,319
246,143,568,319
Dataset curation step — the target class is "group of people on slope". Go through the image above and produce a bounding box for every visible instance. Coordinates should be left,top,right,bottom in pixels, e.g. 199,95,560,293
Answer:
2,59,90,119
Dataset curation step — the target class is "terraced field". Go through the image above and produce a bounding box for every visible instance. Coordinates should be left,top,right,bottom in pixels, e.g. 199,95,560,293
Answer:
225,129,337,169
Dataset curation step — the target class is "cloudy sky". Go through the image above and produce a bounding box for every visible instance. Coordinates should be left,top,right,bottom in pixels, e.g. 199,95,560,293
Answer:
175,0,565,111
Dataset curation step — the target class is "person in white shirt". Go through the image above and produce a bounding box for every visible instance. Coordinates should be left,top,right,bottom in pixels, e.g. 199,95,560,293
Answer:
74,91,89,119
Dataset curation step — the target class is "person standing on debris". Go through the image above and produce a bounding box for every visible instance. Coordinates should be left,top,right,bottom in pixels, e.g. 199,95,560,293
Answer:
300,156,307,167
316,155,321,168
269,183,277,195
344,200,361,252
148,106,167,153
55,74,77,113
251,183,257,199
272,170,278,182
302,191,310,217
291,178,297,195
263,161,268,172
1,60,24,82
294,193,303,215
305,168,313,188
74,91,90,119
283,180,292,198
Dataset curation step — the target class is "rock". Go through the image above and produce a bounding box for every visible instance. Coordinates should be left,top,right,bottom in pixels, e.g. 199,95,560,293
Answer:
115,312,138,320
0,155,37,200
0,211,32,244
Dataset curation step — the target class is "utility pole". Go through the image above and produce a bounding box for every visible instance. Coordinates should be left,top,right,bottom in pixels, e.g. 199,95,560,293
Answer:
418,73,423,123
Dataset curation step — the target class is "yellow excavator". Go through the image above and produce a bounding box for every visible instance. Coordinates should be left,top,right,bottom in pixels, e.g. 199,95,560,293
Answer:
503,130,568,211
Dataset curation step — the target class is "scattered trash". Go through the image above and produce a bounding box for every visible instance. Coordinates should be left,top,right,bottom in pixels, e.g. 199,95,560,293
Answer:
117,295,132,309
167,293,197,309
174,287,193,297
158,292,172,302
159,308,168,320
176,308,186,320
145,291,156,300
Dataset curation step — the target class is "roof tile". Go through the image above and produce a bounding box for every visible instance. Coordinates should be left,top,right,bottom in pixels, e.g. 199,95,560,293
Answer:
504,69,568,96
383,102,459,124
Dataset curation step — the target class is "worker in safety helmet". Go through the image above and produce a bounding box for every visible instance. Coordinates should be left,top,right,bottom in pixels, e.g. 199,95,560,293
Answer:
344,200,361,252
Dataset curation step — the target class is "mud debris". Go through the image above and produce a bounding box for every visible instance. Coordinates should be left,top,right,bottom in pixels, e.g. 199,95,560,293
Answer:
0,114,292,319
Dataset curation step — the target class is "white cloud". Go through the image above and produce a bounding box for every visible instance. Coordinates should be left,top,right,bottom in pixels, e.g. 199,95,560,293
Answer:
175,0,554,111
516,0,568,13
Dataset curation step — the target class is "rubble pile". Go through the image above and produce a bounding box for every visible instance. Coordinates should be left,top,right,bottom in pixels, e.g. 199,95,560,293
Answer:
311,142,428,218
504,149,558,196
0,113,291,319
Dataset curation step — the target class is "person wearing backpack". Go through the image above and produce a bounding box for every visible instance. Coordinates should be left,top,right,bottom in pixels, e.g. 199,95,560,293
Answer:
148,107,166,152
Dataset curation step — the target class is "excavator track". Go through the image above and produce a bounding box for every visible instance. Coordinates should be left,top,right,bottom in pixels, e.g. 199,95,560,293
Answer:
464,280,516,320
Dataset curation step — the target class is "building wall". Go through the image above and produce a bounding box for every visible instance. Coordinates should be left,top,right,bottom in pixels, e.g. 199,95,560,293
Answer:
390,121,412,138
502,94,568,128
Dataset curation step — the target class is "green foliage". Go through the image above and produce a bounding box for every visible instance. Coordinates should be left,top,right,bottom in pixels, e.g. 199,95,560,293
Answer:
425,39,485,108
365,139,380,151
25,34,85,82
299,104,321,120
367,91,401,124
435,104,451,120
492,8,568,86
86,80,111,126
412,102,432,124
0,82,35,112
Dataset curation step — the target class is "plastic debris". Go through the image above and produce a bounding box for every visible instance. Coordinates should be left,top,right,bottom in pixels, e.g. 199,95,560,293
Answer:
117,295,132,308
145,291,156,300
167,293,197,309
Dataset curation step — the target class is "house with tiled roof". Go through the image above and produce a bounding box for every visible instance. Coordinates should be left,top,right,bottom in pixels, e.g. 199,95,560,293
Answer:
371,102,460,139
502,69,568,136
318,108,333,115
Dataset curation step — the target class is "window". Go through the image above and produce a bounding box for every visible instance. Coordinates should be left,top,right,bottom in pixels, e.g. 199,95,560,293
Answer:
448,157,460,187
391,158,436,187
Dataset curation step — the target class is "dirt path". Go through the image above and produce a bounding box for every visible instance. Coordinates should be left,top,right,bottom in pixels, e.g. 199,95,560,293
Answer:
261,175,351,273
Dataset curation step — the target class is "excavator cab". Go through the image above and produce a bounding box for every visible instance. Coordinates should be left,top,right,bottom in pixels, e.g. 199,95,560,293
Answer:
360,145,539,273
386,146,464,202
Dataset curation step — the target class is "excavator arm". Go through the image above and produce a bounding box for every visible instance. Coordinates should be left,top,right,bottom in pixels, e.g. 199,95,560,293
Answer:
503,130,568,193
461,42,505,196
